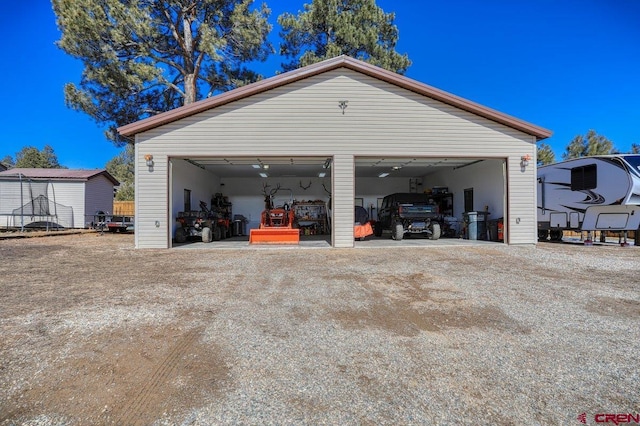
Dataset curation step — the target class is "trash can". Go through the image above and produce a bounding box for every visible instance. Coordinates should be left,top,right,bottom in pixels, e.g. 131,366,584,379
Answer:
232,215,248,236
463,212,489,240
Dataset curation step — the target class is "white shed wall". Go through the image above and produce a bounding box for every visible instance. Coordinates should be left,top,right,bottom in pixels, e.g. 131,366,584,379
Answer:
85,176,116,227
0,180,25,227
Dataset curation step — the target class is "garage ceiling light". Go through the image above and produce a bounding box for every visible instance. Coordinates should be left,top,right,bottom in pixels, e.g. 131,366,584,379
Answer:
318,172,326,178
378,172,390,178
259,172,268,178
252,164,261,169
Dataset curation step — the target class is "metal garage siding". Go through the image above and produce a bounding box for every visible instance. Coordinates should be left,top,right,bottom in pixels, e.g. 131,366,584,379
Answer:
332,155,355,248
134,67,539,248
506,141,538,244
135,147,169,248
136,69,533,157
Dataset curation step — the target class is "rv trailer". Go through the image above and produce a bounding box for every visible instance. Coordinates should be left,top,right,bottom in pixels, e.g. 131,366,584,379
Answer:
537,155,640,242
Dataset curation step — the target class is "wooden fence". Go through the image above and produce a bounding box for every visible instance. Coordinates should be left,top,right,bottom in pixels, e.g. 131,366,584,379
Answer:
113,201,135,216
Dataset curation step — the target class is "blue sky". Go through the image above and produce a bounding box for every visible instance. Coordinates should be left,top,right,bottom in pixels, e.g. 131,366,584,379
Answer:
1,0,638,169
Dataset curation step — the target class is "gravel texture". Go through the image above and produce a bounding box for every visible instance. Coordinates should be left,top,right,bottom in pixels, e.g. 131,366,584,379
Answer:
0,233,638,425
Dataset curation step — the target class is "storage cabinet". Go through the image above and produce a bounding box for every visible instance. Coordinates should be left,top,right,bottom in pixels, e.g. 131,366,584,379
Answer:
293,201,328,234
430,193,453,217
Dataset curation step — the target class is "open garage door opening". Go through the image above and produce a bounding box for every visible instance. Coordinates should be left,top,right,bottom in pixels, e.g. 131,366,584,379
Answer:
169,156,333,247
354,157,507,244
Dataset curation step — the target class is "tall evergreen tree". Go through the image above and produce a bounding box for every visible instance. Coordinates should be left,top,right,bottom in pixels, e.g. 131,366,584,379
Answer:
562,130,616,160
278,0,411,73
106,145,135,200
1,155,15,169
536,142,555,165
630,143,640,154
11,145,66,169
53,0,273,146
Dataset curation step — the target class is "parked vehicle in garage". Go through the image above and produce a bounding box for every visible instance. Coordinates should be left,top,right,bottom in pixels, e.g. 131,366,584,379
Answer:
537,155,640,243
375,193,441,241
174,201,228,243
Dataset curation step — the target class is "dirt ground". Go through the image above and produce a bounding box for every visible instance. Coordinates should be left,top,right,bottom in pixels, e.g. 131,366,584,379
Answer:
0,233,638,425
0,234,232,425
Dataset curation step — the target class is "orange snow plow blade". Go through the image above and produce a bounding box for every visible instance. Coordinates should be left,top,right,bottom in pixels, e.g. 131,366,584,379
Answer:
249,228,300,244
354,222,374,239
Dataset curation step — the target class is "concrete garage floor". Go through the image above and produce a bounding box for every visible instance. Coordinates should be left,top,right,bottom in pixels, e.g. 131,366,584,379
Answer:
173,234,500,249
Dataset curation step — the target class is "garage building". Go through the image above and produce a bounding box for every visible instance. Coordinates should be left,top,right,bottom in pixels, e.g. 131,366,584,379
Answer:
118,55,551,249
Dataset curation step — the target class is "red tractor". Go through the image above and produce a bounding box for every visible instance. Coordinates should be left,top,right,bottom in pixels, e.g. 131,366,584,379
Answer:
249,184,299,244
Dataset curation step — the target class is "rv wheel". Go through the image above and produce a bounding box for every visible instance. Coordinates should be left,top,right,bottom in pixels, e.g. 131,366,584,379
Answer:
550,230,563,241
538,229,549,241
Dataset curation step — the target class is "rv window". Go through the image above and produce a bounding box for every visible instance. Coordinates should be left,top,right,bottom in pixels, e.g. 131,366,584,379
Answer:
623,155,640,172
571,164,597,190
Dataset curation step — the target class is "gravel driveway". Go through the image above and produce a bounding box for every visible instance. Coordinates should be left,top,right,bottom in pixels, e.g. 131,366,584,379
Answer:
0,233,638,425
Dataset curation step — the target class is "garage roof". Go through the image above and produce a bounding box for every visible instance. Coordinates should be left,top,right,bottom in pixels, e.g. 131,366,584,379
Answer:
118,55,552,140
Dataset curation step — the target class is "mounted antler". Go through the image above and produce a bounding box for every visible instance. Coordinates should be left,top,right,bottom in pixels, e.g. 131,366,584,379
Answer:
262,183,281,210
322,182,332,210
299,180,312,190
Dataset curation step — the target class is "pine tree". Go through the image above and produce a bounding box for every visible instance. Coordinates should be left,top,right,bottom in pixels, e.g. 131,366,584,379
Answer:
12,145,66,169
278,0,411,73
106,145,135,200
53,0,273,146
562,130,615,160
536,143,555,165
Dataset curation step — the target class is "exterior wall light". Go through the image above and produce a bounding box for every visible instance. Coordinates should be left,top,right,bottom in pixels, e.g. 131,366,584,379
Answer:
145,154,154,170
521,154,531,168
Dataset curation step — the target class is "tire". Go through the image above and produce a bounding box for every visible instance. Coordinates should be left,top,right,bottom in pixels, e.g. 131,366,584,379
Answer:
201,227,212,243
429,222,441,240
213,226,222,241
374,222,383,237
175,227,187,243
538,229,549,241
550,229,563,241
392,222,404,241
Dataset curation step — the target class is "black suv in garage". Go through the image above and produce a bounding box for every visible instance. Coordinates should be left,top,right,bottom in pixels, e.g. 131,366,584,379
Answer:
375,193,441,241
